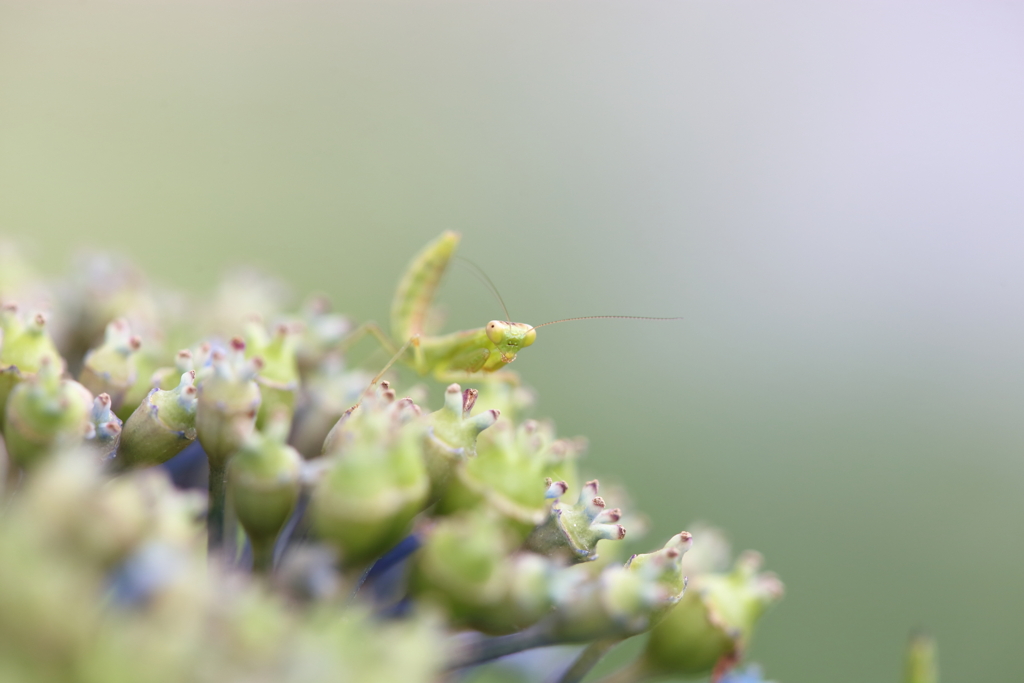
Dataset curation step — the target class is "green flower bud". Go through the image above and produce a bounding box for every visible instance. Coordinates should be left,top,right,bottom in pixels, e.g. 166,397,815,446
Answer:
115,346,165,422
244,319,300,428
51,253,160,377
412,513,552,634
203,268,291,339
320,380,421,456
438,418,584,536
624,531,694,625
114,371,198,471
148,348,195,392
272,546,342,603
84,393,122,462
423,383,499,501
227,411,303,572
542,532,692,644
525,480,627,563
195,338,262,469
78,318,142,412
312,383,429,569
0,305,61,428
641,550,784,679
4,357,92,470
14,451,194,568
289,354,370,459
294,294,352,380
905,633,938,683
471,382,537,427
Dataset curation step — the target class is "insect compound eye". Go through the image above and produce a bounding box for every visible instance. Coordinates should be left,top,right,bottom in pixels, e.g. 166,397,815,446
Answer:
522,328,537,347
485,321,505,344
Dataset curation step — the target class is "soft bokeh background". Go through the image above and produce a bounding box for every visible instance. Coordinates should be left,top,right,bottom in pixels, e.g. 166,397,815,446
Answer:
3,1,1023,681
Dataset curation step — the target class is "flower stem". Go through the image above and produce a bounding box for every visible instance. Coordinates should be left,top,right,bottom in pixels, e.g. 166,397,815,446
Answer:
553,639,620,683
446,625,556,670
207,461,227,556
592,659,651,683
251,537,275,573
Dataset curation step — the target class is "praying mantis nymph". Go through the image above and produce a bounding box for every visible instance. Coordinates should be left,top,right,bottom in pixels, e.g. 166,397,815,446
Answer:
343,231,680,385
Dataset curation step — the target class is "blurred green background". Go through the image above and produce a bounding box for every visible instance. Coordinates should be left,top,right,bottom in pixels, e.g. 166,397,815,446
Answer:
3,1,1023,681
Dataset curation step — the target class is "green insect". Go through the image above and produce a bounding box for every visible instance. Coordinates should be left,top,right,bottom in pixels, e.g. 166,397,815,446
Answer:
344,231,678,384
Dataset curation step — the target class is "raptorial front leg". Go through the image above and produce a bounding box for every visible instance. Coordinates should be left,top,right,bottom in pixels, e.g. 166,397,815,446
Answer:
338,321,400,357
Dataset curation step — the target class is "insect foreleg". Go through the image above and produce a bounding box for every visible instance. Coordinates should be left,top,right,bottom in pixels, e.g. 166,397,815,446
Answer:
338,321,400,357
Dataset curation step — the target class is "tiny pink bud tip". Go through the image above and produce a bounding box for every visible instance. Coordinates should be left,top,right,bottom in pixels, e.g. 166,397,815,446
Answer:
212,350,226,362
230,337,246,351
380,380,390,390
188,369,196,380
666,547,680,559
183,386,197,397
591,496,606,509
545,480,569,499
585,479,600,492
105,421,122,434
33,312,46,326
2,302,18,313
756,573,785,599
382,388,396,402
275,322,289,336
522,420,538,434
129,336,142,350
462,388,478,415
200,342,211,353
446,383,460,394
616,525,627,540
251,356,265,370
96,393,112,408
177,349,193,360
737,550,764,573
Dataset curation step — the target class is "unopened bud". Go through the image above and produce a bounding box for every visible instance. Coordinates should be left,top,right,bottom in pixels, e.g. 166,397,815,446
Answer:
227,411,303,572
3,357,92,470
0,306,61,428
78,318,142,411
525,479,627,563
641,547,784,679
195,341,262,469
115,371,198,471
423,383,499,501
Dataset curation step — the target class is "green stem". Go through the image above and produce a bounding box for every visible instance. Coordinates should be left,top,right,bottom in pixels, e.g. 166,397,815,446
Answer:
554,639,620,683
251,537,275,573
207,462,227,556
592,659,651,683
446,626,556,670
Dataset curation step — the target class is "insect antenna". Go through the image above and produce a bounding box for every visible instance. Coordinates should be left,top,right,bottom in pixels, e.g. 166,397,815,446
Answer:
529,315,683,331
456,255,513,323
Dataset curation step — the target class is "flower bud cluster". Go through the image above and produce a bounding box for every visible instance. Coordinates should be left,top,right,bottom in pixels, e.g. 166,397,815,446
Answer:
0,244,788,683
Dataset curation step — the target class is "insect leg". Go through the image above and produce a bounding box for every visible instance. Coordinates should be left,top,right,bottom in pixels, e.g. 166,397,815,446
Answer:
338,321,400,357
